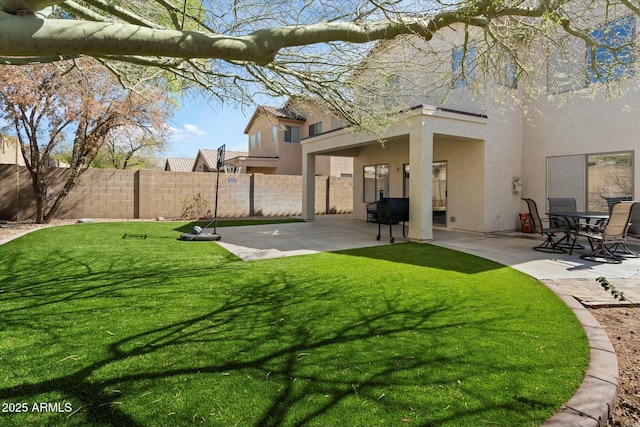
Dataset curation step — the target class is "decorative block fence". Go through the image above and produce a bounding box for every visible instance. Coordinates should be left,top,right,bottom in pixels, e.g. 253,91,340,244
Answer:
0,165,353,221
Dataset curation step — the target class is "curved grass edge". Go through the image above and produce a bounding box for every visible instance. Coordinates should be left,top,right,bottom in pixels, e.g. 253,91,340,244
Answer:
539,281,618,427
0,225,590,427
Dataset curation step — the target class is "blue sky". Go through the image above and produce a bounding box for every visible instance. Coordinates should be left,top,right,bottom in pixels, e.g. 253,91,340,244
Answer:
164,96,254,159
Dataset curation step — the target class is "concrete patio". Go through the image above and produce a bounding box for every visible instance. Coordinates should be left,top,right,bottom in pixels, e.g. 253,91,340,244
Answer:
216,214,640,307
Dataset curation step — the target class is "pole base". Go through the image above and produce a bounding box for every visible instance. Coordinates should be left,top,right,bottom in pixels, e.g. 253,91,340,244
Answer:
179,232,221,241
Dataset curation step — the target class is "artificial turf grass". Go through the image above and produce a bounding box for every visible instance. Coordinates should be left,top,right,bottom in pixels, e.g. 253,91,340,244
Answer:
0,222,589,427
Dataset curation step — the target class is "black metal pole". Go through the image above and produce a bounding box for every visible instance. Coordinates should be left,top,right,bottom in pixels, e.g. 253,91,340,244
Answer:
213,163,220,235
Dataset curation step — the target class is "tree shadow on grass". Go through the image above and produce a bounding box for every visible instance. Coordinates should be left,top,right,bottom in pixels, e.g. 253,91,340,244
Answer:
0,271,454,425
334,242,509,275
0,237,571,426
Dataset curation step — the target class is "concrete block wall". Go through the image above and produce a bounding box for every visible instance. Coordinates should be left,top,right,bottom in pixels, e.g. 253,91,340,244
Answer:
217,174,252,217
65,169,136,219
0,165,353,221
136,171,253,219
327,176,354,214
254,174,303,216
315,176,328,215
0,165,22,220
0,167,137,220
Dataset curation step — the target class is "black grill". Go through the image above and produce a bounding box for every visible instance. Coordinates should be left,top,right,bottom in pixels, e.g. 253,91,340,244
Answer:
376,197,409,243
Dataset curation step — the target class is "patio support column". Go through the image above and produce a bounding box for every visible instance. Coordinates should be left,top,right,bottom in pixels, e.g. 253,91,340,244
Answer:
302,151,316,221
408,116,433,241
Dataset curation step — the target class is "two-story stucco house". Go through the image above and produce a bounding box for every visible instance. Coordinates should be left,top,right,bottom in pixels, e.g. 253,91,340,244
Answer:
238,104,353,177
300,16,639,242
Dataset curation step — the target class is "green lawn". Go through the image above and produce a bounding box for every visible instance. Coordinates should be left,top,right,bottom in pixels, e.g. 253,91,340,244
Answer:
0,222,589,427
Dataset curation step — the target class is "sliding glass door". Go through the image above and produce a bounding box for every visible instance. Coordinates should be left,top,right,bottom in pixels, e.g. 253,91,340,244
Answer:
433,161,447,226
546,151,633,211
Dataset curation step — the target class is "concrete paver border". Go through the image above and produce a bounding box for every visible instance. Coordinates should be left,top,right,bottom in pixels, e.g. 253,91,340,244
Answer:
541,282,618,427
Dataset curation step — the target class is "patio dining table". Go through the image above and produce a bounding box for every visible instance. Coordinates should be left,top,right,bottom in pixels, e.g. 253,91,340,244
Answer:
548,211,609,221
547,211,610,250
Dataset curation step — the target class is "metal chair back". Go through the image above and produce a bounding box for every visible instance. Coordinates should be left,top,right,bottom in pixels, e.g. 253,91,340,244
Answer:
522,198,543,234
548,197,576,212
604,201,638,240
630,205,640,237
548,197,577,228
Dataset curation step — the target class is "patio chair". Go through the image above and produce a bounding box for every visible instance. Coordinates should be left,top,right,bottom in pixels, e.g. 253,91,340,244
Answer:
548,197,581,248
366,201,378,223
570,201,639,263
604,196,632,212
548,197,577,226
522,198,569,253
629,204,640,238
367,190,386,223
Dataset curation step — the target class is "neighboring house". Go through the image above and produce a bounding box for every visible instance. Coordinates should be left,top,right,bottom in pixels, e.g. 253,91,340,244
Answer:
164,157,195,172
192,149,248,172
0,134,25,166
1,133,68,167
240,104,353,177
301,16,640,242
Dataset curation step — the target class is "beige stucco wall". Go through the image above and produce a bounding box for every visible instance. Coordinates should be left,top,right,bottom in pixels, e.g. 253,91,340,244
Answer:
522,82,640,211
353,25,491,115
276,119,304,175
482,96,525,231
432,136,485,232
0,135,25,166
328,156,354,177
245,111,280,158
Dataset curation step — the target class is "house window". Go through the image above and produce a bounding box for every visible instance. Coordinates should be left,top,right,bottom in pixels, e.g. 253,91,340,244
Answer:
500,52,518,89
587,152,633,211
588,15,635,84
547,36,588,94
248,133,261,150
284,125,300,143
363,164,389,203
546,151,633,212
308,122,323,137
272,125,277,143
452,44,475,88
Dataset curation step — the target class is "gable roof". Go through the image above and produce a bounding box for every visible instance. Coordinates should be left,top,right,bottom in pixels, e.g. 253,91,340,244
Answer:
244,105,307,134
194,149,249,171
262,106,306,121
164,157,195,171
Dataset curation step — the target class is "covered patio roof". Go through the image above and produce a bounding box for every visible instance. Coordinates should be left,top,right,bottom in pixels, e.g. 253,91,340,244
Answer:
301,105,488,241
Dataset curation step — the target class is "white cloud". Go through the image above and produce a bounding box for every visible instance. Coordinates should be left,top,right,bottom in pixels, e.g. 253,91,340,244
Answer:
169,124,207,145
182,124,206,136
